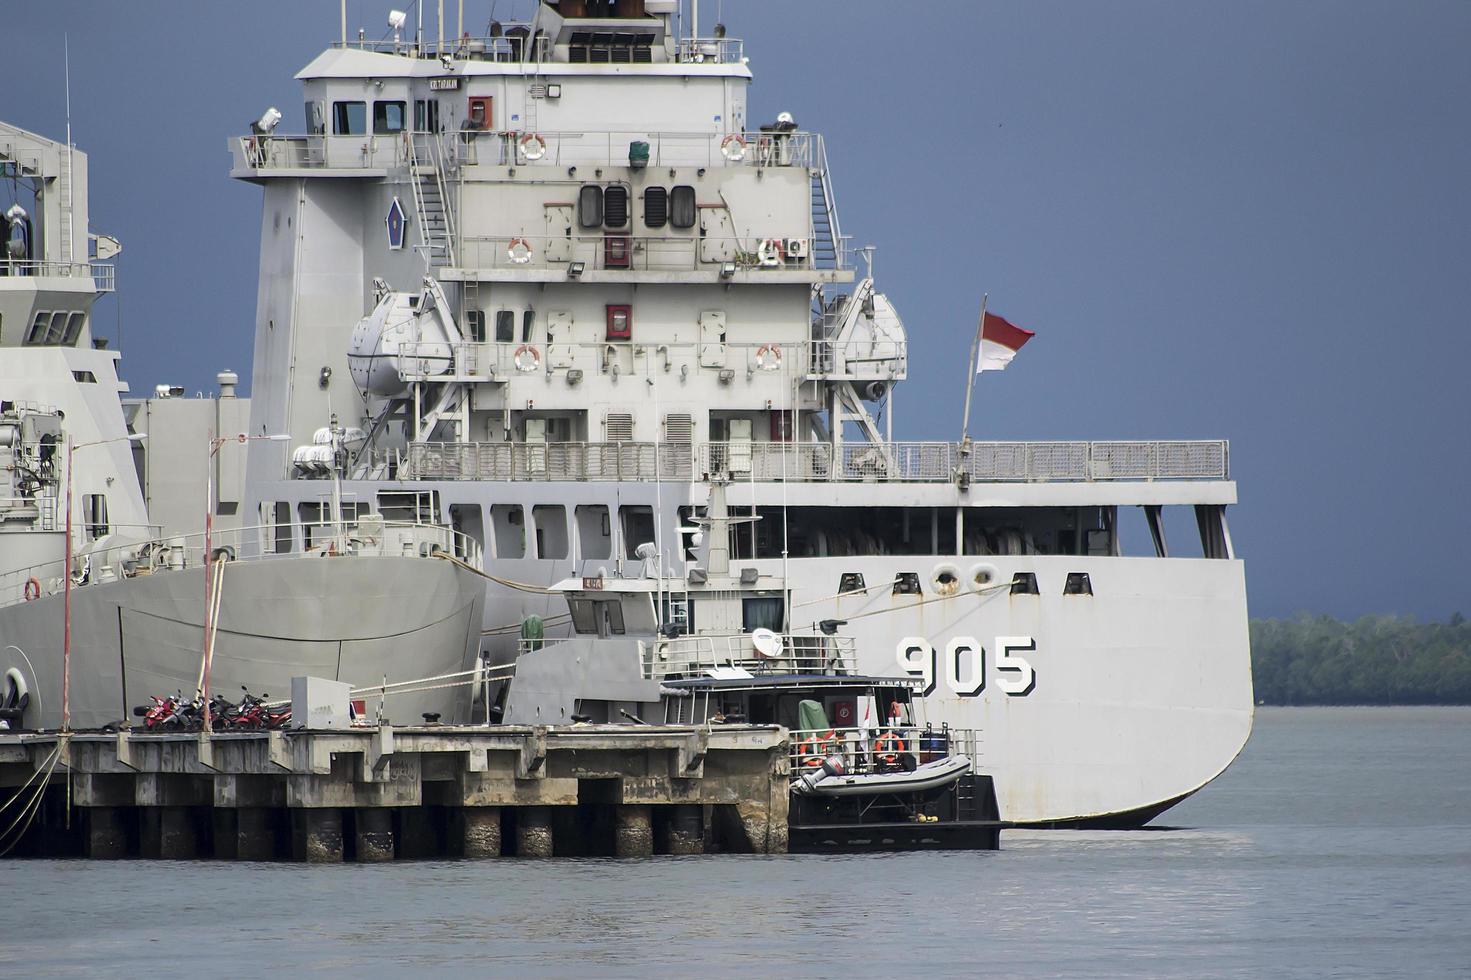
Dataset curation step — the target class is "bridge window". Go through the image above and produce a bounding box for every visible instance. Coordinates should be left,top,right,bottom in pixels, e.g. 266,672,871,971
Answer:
25,311,49,345
578,185,603,228
465,309,486,342
413,99,439,133
373,101,406,134
620,505,654,559
490,504,525,559
576,504,612,560
670,185,696,229
495,310,515,343
533,505,569,559
448,503,484,558
332,101,367,136
62,312,84,346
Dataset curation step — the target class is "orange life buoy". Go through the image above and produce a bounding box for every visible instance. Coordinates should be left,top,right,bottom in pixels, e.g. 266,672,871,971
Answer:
513,344,542,373
874,731,906,766
798,729,840,768
506,237,533,265
755,343,782,371
519,133,547,160
720,133,748,161
23,577,41,602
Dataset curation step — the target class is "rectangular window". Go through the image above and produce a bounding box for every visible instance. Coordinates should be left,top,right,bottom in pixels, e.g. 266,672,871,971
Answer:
575,504,612,560
521,309,535,343
83,493,109,539
670,185,696,229
742,596,785,633
25,311,49,345
620,505,654,559
490,503,525,559
413,99,439,133
332,101,367,135
467,96,493,131
465,310,486,343
494,310,516,343
272,501,293,553
606,304,632,341
62,312,85,346
533,504,569,559
373,101,407,134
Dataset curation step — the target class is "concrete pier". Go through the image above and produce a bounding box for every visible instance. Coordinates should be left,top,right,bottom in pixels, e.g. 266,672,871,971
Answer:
355,807,395,861
85,806,129,859
296,808,344,863
516,806,554,857
665,804,704,855
614,804,653,857
461,806,502,857
0,725,790,861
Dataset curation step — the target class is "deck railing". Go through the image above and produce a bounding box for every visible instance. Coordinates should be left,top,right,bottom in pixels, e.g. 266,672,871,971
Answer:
790,726,981,778
641,633,857,680
0,520,479,611
233,129,820,174
397,439,1229,484
0,260,114,292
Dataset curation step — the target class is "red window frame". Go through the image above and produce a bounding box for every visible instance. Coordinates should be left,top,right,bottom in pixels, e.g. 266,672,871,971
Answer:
467,96,493,131
606,304,632,341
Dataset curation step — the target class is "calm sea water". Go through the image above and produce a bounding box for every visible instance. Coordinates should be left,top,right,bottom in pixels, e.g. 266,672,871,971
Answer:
8,707,1471,978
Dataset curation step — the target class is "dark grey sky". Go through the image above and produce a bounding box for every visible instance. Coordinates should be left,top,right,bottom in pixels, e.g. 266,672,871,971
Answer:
7,1,1469,622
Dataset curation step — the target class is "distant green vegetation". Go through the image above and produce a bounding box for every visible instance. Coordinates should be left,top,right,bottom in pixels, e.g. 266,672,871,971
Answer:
1251,614,1471,705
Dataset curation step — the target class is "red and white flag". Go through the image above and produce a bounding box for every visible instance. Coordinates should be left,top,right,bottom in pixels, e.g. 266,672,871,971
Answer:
976,312,1035,373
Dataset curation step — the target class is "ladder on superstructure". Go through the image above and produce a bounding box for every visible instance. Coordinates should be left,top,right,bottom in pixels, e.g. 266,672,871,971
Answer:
407,133,457,268
811,139,844,270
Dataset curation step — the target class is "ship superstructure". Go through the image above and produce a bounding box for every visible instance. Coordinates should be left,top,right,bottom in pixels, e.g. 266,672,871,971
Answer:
0,121,487,732
231,1,1253,825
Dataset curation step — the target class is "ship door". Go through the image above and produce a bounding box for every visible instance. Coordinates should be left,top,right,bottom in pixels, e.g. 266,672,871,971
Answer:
544,204,573,262
525,417,547,476
728,418,753,475
467,96,493,131
699,311,727,368
699,207,737,263
547,311,574,369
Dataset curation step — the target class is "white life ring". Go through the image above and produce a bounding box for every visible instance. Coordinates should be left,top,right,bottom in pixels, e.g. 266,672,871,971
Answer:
932,563,962,597
720,133,748,162
519,133,547,161
755,344,782,372
514,344,542,373
969,562,1001,592
23,577,41,602
506,238,533,265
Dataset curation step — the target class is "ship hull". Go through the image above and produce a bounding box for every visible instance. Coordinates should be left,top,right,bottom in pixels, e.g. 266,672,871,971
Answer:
0,555,485,730
465,551,1252,826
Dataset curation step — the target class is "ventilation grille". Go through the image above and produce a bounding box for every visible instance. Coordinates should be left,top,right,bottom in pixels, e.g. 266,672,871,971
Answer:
606,413,634,443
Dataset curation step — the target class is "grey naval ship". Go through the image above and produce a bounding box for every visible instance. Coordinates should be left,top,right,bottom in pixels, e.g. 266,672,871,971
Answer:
228,0,1253,826
11,0,1253,826
0,122,485,731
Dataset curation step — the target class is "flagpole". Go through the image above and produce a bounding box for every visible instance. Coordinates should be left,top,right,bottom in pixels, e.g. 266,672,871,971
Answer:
959,293,988,450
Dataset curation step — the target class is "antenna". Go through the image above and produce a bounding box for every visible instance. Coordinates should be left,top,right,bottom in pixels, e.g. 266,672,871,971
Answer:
64,34,74,261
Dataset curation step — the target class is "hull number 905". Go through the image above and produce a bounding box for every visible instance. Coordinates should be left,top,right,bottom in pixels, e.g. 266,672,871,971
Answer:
897,636,1037,698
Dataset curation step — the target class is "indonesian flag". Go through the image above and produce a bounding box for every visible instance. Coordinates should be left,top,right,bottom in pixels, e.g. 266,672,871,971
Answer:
976,312,1035,373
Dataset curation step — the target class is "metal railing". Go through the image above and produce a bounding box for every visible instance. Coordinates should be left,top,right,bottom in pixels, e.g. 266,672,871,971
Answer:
234,129,820,174
391,338,815,383
456,232,825,274
399,439,1229,484
0,260,114,292
790,725,980,778
676,36,745,64
0,520,480,611
641,633,856,680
